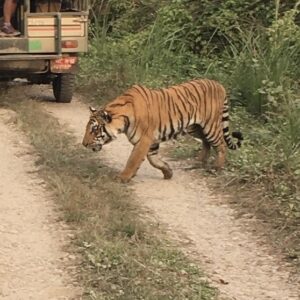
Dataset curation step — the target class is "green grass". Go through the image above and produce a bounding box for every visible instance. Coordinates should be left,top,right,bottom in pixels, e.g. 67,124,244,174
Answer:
0,90,217,300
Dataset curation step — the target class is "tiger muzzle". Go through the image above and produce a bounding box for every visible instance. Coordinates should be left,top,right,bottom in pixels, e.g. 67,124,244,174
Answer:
82,140,102,152
91,144,102,152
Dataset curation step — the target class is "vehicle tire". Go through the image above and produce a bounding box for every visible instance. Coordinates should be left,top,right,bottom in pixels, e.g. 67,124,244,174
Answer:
52,73,75,103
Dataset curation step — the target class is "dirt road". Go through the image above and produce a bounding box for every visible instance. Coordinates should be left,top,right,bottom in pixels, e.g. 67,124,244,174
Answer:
1,84,299,300
0,106,81,299
38,86,299,300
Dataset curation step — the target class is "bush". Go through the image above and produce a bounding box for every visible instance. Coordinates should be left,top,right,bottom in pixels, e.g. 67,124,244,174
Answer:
229,3,300,115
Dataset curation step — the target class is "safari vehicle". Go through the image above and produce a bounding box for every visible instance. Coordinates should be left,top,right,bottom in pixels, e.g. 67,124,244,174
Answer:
0,0,89,102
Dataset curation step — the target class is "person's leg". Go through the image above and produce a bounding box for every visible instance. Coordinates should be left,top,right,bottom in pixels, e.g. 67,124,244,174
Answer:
1,0,20,36
3,0,17,24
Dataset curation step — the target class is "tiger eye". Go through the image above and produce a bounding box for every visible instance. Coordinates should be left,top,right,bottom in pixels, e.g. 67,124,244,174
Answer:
91,125,98,133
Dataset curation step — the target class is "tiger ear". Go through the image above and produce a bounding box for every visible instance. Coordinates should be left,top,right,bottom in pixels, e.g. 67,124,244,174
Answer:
89,106,97,114
100,110,112,123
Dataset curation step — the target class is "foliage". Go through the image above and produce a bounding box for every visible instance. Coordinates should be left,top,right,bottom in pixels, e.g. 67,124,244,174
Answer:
89,0,295,55
229,4,300,115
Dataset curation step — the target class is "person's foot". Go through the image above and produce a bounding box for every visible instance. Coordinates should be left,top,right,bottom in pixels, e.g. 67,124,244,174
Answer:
0,23,20,37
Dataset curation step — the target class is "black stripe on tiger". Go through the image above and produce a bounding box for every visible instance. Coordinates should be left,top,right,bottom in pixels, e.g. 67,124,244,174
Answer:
222,98,243,150
148,143,160,156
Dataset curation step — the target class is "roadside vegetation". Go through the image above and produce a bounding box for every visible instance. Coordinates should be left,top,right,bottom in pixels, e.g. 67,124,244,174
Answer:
78,0,300,268
0,90,216,299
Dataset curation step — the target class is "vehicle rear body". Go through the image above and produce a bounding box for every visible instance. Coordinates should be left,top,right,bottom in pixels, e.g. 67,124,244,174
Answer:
0,0,89,102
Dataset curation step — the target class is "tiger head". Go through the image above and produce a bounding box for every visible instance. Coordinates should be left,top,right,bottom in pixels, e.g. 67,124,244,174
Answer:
82,106,117,152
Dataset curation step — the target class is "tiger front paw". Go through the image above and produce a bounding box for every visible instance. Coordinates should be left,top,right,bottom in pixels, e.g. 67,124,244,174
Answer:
115,173,132,183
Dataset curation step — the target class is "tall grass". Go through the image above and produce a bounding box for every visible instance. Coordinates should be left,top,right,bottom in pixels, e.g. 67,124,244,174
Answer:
229,2,300,116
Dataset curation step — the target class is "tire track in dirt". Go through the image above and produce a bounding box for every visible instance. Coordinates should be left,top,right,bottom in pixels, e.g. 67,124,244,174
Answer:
0,107,81,300
33,85,299,300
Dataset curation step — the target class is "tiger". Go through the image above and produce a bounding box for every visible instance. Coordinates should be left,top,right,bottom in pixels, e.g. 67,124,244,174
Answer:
82,79,243,183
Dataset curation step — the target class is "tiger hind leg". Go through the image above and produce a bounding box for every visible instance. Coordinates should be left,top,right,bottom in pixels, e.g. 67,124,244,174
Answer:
198,139,211,165
147,143,173,179
187,124,211,165
213,141,226,170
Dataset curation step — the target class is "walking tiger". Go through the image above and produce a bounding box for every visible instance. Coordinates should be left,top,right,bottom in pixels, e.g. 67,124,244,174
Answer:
82,79,243,182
